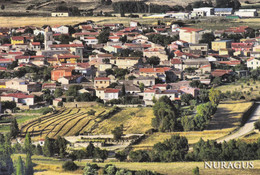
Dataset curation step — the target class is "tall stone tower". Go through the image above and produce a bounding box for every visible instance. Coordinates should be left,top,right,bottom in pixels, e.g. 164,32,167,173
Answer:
44,26,53,50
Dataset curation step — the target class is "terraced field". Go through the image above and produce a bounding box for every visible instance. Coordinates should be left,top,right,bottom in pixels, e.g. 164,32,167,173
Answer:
20,106,111,139
20,106,154,139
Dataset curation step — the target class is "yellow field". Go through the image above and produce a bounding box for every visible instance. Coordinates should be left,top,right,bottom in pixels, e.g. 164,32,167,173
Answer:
240,131,260,143
132,130,229,150
95,161,260,175
133,101,253,149
208,101,253,131
0,16,171,27
13,154,260,175
20,106,154,140
92,107,154,134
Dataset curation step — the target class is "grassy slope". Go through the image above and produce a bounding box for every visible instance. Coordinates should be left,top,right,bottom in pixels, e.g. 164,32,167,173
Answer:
19,106,154,140
134,101,253,149
92,107,154,134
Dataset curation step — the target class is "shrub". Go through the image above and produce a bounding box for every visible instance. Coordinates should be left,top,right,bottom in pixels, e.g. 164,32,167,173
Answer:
254,120,260,131
192,166,199,175
62,161,78,171
42,107,53,115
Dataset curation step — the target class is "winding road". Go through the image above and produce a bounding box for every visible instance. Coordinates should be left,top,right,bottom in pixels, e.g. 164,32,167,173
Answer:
217,102,260,143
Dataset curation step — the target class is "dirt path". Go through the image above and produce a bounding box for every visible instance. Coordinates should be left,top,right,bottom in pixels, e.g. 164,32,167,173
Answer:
217,102,260,143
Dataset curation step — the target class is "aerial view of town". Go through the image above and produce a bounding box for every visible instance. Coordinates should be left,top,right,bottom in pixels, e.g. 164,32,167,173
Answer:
1,0,260,174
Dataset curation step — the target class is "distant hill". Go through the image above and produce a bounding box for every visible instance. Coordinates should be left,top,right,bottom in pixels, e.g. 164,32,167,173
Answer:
0,0,258,15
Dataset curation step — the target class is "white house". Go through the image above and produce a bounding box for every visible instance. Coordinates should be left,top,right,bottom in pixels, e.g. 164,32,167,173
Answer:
235,9,257,17
0,93,34,106
51,12,70,17
52,25,69,34
84,37,98,46
247,57,260,69
192,7,214,17
104,89,120,101
130,21,139,27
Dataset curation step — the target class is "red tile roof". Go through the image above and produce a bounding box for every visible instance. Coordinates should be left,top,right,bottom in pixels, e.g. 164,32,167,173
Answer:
31,42,40,46
218,60,241,65
11,36,24,41
50,44,84,48
144,89,156,93
180,27,203,33
171,59,182,64
139,68,165,73
104,89,120,93
211,69,232,77
200,64,211,69
1,93,34,98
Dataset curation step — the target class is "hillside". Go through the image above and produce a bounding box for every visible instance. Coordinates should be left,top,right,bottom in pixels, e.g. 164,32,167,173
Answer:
0,0,258,15
20,106,154,139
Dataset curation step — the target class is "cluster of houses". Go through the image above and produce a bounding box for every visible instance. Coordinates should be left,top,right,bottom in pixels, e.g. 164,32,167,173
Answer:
0,18,258,110
146,7,258,19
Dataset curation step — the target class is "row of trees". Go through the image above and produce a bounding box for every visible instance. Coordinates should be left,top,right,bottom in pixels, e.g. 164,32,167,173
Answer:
69,142,108,161
130,135,188,162
128,135,260,162
147,34,179,47
0,133,34,175
0,65,52,81
187,138,260,161
112,1,173,15
83,163,161,175
186,0,241,10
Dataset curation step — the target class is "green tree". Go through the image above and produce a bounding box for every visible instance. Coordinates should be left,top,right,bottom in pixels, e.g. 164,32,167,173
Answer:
209,88,221,106
54,88,63,98
94,148,108,162
139,83,144,92
16,156,24,175
55,136,67,158
111,124,124,140
147,56,160,67
189,80,202,88
152,135,189,162
86,142,95,158
83,163,98,175
121,84,126,96
66,85,82,97
62,161,78,171
192,166,199,175
199,33,215,48
115,151,127,162
24,133,32,155
97,28,110,43
181,93,193,105
198,89,209,103
212,77,222,86
43,137,54,157
254,120,260,131
25,153,34,175
0,134,14,175
10,119,19,139
152,96,178,132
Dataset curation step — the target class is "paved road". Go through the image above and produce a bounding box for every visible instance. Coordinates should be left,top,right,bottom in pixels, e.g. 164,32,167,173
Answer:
217,102,260,143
